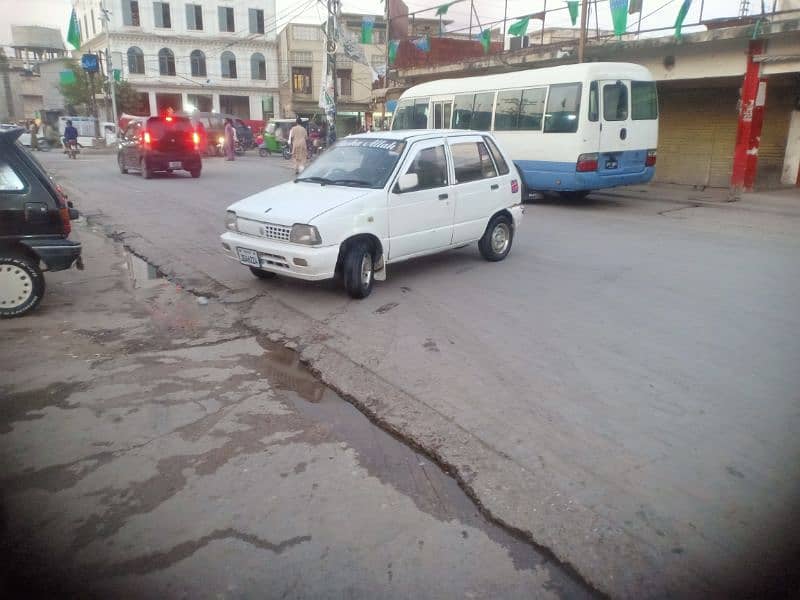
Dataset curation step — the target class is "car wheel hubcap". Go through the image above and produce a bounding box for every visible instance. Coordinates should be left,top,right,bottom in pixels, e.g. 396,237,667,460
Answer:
360,253,373,287
491,223,510,254
0,265,33,309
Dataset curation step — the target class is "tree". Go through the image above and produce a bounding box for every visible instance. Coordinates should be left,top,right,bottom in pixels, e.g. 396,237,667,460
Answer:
58,60,103,115
114,80,149,116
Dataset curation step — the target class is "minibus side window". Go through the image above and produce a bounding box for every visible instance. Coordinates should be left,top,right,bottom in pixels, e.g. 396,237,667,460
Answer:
412,98,430,128
494,90,521,130
544,83,581,133
588,81,599,122
453,94,475,129
470,92,495,130
519,87,546,130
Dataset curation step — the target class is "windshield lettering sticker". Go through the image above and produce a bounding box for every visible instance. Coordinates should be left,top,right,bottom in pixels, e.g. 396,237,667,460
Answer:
335,139,405,153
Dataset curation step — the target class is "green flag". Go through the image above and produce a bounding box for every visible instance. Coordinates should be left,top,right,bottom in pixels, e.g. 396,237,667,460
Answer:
610,0,628,37
388,40,399,64
567,1,579,26
112,68,121,82
674,0,692,40
436,0,462,16
507,17,530,37
66,8,81,49
480,29,492,55
361,16,374,44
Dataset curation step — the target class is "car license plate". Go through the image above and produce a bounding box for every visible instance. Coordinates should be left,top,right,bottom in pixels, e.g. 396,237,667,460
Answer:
605,159,618,169
237,247,260,267
168,161,181,169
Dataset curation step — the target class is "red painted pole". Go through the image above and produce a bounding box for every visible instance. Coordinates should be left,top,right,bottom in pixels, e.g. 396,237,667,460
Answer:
730,40,766,196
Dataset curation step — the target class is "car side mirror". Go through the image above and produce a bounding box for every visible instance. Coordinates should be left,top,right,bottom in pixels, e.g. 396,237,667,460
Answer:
397,173,419,193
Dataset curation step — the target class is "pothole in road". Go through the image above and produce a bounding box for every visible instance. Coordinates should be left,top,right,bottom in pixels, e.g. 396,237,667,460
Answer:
255,338,595,598
124,250,167,289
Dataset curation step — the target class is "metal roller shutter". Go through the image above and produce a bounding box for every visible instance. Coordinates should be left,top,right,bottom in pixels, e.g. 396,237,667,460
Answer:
756,82,793,188
654,86,738,188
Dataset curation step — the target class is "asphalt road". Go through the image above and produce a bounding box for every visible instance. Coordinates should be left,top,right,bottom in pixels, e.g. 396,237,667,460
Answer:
41,149,800,598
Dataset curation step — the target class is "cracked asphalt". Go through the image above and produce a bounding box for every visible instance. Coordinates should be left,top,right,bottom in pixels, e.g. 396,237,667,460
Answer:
8,150,800,598
0,226,591,599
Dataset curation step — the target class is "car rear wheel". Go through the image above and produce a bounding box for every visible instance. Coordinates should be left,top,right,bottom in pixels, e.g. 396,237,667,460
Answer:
141,159,152,179
118,153,128,174
0,254,45,318
189,167,201,178
342,242,374,299
249,266,276,279
479,214,514,262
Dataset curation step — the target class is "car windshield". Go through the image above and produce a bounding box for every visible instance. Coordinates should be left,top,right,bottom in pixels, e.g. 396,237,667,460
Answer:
296,138,406,188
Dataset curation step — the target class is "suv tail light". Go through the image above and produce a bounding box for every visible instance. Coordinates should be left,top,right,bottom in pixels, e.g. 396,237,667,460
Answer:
645,149,657,167
576,153,599,172
192,130,200,150
142,130,151,148
54,183,71,236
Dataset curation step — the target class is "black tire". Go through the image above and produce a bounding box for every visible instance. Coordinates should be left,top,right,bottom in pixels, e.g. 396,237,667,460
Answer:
141,159,152,179
479,214,514,262
342,241,374,299
118,153,128,174
190,167,201,178
249,266,277,279
258,148,268,157
0,254,45,318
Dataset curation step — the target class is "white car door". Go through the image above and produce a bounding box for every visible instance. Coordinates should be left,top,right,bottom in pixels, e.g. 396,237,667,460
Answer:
448,136,508,244
387,140,454,260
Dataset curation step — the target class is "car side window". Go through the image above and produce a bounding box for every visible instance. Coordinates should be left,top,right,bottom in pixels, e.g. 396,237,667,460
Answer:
482,136,509,175
451,142,497,183
399,145,448,192
0,160,25,192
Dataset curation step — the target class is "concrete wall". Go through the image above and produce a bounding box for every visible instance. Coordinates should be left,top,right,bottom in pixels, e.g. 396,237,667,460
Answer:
782,110,800,185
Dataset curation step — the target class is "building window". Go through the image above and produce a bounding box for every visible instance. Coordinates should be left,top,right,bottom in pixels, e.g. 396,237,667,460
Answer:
336,69,352,96
219,6,235,32
83,15,89,39
292,67,312,94
90,9,96,35
158,48,176,76
154,2,172,28
190,49,206,76
127,46,145,74
122,0,140,26
221,51,237,78
370,54,385,69
251,52,266,80
290,51,313,64
293,25,320,41
249,8,264,34
186,4,203,30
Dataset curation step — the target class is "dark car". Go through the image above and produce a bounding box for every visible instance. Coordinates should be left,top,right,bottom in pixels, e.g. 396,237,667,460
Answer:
0,127,82,317
117,115,201,179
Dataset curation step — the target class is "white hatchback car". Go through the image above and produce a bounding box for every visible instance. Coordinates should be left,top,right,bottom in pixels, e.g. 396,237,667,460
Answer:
221,130,523,298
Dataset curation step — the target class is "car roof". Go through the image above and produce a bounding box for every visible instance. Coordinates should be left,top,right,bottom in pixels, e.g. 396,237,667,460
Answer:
344,129,493,143
0,126,24,144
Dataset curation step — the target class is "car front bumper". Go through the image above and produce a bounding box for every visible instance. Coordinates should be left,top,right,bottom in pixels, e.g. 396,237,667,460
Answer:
220,231,339,281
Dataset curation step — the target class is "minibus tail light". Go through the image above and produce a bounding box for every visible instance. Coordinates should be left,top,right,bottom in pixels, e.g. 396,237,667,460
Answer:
576,153,599,172
646,149,657,167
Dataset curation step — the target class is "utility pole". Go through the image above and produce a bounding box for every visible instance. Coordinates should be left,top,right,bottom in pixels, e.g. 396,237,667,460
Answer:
578,0,589,63
100,1,118,141
325,0,338,145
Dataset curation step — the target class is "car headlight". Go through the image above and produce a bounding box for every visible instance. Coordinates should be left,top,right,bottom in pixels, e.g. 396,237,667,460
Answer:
290,223,321,245
225,210,237,231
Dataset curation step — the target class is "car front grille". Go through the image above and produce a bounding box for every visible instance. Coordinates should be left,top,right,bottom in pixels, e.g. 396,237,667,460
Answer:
260,223,291,242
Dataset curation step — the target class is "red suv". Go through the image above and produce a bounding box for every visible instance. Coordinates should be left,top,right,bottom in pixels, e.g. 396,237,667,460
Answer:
117,115,202,179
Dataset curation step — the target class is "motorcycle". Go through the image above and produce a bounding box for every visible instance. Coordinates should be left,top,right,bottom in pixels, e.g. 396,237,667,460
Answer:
63,139,79,159
216,136,245,157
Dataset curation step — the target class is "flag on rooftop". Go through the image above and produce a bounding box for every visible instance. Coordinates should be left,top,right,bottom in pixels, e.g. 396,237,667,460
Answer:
66,8,81,49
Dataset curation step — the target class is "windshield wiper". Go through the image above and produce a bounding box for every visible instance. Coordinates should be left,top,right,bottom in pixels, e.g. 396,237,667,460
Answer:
295,176,333,185
327,179,374,188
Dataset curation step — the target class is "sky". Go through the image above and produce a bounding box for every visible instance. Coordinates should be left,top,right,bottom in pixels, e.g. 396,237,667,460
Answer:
0,0,760,49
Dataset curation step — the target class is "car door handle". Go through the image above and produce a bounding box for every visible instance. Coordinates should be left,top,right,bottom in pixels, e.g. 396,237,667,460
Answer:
438,193,448,200
490,184,499,190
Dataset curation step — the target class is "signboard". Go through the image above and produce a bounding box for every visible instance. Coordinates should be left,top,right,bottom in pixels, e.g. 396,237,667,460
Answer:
81,53,99,73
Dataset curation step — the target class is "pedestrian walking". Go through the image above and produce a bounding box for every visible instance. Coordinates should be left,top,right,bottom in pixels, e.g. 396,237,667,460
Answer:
223,118,236,161
29,120,39,151
288,117,308,174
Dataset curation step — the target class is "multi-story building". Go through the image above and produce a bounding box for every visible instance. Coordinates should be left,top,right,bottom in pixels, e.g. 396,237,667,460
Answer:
73,0,280,121
0,26,69,122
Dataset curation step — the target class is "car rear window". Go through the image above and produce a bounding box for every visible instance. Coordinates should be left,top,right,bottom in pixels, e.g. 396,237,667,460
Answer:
148,117,193,137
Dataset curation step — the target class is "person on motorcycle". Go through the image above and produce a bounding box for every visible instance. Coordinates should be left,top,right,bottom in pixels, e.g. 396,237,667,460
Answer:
63,120,79,148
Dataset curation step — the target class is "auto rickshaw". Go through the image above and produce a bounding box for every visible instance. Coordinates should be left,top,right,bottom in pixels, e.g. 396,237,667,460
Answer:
258,118,307,157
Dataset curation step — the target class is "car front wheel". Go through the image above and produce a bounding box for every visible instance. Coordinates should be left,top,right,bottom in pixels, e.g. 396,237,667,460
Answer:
479,214,514,262
343,242,374,299
118,153,128,174
141,159,152,179
0,254,45,318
